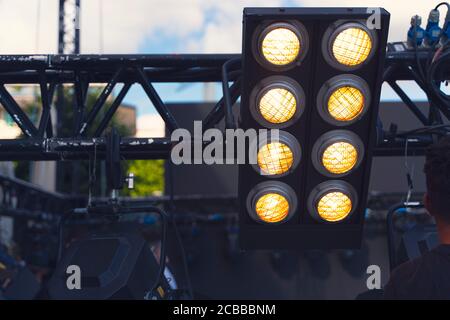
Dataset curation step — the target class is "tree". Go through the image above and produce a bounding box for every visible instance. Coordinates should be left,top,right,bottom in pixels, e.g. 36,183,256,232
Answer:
123,160,164,197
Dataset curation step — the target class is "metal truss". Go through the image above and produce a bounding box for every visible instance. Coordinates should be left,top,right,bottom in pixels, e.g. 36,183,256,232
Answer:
0,49,447,161
58,0,80,55
0,54,241,160
377,48,450,156
0,173,84,219
0,169,237,220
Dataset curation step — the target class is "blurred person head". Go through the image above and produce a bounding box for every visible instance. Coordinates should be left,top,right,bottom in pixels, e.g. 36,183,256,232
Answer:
424,135,450,231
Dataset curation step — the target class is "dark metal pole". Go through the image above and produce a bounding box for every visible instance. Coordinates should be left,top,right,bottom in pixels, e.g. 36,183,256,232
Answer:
75,0,80,54
38,72,51,137
135,67,180,132
388,81,429,125
58,0,65,55
0,85,38,137
94,83,132,137
78,68,122,136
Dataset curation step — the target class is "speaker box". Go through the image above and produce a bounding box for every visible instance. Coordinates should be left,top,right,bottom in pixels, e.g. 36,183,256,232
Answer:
47,226,168,300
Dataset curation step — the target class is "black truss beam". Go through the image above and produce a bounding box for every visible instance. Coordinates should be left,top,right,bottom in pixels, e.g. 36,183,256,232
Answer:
0,50,447,160
0,85,38,137
0,173,84,217
0,137,172,161
135,67,180,132
94,82,132,137
78,67,122,136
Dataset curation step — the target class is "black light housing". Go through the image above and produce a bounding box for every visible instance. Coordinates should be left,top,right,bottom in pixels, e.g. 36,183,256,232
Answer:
238,7,390,249
253,21,309,70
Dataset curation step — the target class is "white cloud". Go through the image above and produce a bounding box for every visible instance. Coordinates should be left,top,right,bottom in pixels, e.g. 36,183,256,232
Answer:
0,0,438,54
0,0,284,54
82,0,207,53
0,0,58,53
136,114,165,137
0,0,207,54
185,0,283,53
293,0,441,43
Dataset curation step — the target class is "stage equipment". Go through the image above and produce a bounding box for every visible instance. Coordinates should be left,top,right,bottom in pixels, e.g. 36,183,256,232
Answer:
238,7,390,249
48,224,170,300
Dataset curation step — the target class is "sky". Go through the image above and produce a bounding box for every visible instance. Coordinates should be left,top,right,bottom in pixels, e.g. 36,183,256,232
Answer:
0,0,441,116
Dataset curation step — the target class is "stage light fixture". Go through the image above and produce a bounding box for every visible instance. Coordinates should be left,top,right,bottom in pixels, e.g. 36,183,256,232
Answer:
257,142,293,175
253,131,301,177
255,22,309,69
322,21,376,70
247,181,297,224
308,181,357,223
322,142,357,174
240,7,390,249
328,86,364,121
251,76,305,128
311,130,364,177
256,193,290,223
317,74,370,125
260,88,296,122
317,191,352,222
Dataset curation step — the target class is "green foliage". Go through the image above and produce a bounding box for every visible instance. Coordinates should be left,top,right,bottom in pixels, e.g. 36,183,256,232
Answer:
123,160,165,197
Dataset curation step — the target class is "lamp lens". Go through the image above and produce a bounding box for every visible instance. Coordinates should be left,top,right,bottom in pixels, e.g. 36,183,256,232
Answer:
255,192,290,223
317,191,352,222
257,142,294,175
332,27,372,67
322,141,358,175
261,27,300,66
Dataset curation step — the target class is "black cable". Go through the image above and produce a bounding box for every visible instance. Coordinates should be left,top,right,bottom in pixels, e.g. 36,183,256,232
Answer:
435,2,450,10
222,58,241,129
427,49,450,108
413,21,427,83
410,4,450,124
412,19,439,124
421,4,450,114
386,202,424,271
56,211,70,262
394,124,450,137
56,207,87,262
167,162,194,299
147,205,168,296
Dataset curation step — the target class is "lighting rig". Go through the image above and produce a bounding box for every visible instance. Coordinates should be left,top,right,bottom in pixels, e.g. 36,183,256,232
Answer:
0,7,449,252
0,54,240,161
238,8,389,249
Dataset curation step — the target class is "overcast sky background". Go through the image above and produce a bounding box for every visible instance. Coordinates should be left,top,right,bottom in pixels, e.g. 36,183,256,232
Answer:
0,0,442,116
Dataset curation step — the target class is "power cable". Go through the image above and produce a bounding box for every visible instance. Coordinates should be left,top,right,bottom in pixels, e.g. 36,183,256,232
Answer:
222,58,241,129
167,162,194,299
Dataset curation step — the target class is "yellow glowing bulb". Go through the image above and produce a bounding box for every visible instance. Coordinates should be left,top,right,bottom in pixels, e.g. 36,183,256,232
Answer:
332,27,372,67
328,86,365,121
322,141,358,174
257,142,294,175
317,191,352,222
261,27,300,65
255,193,290,223
259,88,297,124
